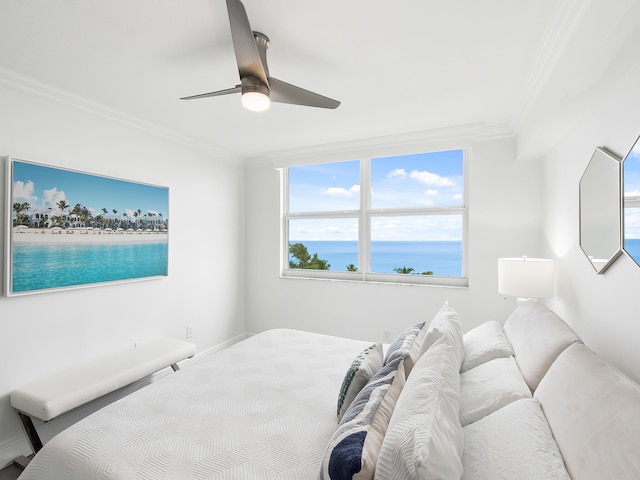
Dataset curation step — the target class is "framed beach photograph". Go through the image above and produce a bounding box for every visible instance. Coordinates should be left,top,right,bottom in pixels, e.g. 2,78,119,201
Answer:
4,157,169,296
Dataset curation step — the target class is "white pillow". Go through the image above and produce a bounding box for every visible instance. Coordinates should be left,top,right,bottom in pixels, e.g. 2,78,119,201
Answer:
503,298,581,392
418,301,464,371
535,343,640,480
375,335,463,480
462,398,570,480
459,357,531,426
461,320,513,372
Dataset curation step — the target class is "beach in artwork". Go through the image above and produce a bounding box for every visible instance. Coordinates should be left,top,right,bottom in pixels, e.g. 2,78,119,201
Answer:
13,227,168,244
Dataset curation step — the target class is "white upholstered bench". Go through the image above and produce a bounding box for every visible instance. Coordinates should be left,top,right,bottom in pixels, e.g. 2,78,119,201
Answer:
10,338,196,462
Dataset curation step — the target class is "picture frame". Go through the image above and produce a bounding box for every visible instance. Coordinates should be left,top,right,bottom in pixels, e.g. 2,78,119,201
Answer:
4,157,169,296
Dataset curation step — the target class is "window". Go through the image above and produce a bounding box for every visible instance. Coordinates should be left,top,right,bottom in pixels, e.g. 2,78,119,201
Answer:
282,149,467,286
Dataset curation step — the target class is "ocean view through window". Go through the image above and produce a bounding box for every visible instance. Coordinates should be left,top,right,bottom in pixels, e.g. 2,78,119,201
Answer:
283,149,467,286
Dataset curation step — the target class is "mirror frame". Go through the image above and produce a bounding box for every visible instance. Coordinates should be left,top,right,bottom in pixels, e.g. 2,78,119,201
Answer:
579,147,623,274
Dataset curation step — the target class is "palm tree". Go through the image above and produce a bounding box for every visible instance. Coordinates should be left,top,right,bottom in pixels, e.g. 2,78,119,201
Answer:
81,207,91,226
289,243,311,268
393,266,415,274
56,200,69,213
421,271,434,275
13,202,31,226
71,203,83,228
346,264,358,272
310,254,330,270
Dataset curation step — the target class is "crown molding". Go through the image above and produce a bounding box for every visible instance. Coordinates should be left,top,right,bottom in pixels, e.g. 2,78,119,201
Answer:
258,122,514,167
511,0,588,134
0,66,241,163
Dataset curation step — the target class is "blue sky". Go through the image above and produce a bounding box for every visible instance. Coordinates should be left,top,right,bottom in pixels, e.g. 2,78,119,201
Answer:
624,140,640,239
12,160,168,218
371,150,463,209
289,150,463,212
288,150,464,241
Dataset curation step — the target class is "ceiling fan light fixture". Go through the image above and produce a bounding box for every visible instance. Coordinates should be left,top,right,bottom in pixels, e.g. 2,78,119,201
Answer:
240,78,270,112
242,90,270,112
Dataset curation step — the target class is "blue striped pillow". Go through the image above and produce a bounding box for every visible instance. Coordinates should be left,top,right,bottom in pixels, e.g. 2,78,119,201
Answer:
320,357,406,480
384,322,428,376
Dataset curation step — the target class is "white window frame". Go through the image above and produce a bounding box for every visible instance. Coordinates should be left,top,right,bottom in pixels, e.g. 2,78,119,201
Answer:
280,150,469,287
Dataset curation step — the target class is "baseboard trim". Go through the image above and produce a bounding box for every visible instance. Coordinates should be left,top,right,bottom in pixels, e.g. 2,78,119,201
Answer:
0,436,29,470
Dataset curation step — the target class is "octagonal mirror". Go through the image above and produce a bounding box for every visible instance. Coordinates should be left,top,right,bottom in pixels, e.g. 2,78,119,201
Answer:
579,147,622,273
623,135,640,266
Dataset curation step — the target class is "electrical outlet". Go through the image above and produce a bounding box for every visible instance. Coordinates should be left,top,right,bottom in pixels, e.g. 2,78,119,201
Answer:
186,324,193,339
383,330,392,343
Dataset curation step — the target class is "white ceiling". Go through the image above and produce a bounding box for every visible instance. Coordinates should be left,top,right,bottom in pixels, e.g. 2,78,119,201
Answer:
0,0,637,161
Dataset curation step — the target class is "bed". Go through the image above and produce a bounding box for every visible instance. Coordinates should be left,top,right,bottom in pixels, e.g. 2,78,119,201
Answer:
18,329,373,480
21,300,640,479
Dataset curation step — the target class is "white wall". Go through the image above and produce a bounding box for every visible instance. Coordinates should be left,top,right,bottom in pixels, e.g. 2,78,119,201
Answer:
0,82,246,466
245,136,544,342
541,36,640,384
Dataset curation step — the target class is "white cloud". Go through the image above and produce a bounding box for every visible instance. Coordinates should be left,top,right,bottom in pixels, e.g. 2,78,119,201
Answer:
324,185,360,197
42,187,67,209
387,169,407,179
424,189,438,196
409,170,454,187
288,218,358,241
370,215,462,241
453,193,463,200
13,180,37,204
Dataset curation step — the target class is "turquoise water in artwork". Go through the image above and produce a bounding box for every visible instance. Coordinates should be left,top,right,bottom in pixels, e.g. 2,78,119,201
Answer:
12,242,168,293
289,240,462,276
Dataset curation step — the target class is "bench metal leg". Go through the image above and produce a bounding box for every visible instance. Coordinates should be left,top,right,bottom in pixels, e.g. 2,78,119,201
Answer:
16,411,43,454
13,454,34,470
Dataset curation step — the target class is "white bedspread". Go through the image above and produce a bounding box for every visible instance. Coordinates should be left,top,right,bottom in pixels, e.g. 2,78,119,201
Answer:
20,329,371,480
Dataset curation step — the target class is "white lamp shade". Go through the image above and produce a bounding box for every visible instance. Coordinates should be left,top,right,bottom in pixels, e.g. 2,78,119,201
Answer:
498,257,554,298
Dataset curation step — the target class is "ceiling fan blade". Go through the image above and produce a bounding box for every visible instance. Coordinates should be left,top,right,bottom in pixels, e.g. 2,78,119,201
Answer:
180,86,241,100
226,0,268,86
269,77,341,109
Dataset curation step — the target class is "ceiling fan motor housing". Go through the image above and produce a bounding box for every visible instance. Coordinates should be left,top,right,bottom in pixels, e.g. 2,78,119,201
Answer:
241,75,270,98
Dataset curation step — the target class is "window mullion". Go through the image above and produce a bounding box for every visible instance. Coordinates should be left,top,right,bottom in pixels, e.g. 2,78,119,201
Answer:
281,168,288,274
286,210,360,219
360,158,371,276
369,206,465,217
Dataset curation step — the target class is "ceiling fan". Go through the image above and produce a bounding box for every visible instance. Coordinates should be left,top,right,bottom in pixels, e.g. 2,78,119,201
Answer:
180,0,340,111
